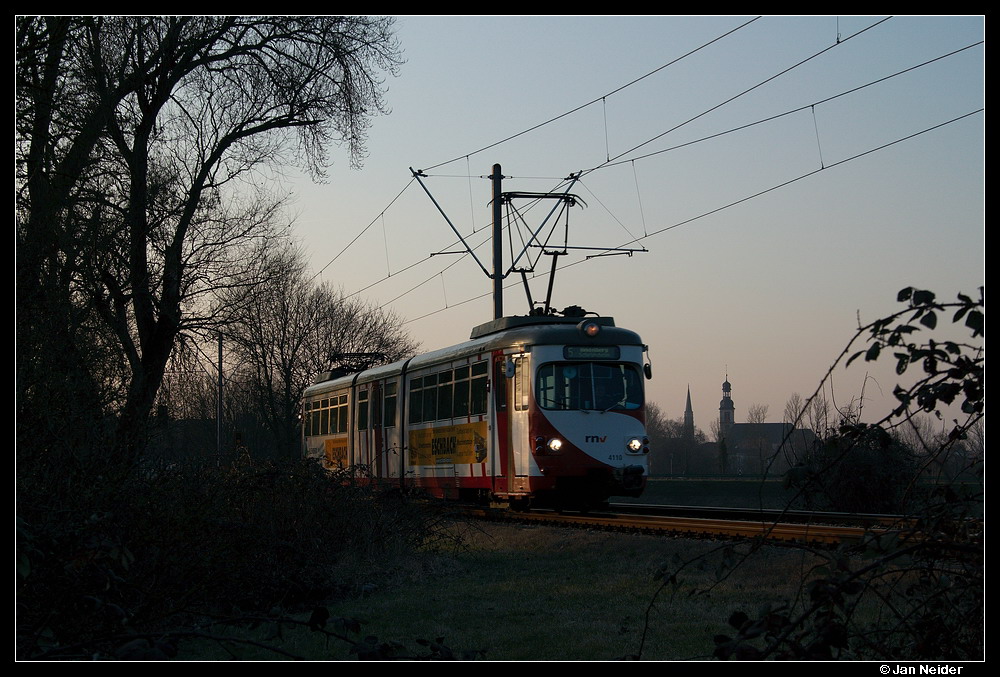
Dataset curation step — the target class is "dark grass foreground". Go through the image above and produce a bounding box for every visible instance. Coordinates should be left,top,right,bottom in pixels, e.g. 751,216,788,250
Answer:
17,457,444,660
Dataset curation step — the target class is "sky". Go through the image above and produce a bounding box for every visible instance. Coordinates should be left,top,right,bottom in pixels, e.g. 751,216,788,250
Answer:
287,15,984,432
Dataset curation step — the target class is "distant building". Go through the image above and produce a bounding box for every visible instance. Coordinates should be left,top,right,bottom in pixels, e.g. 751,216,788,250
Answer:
719,375,735,439
715,376,816,475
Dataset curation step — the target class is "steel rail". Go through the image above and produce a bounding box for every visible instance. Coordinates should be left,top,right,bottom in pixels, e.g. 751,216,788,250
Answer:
466,507,885,545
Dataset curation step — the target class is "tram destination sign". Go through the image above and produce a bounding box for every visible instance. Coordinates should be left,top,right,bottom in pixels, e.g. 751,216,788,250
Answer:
564,346,620,360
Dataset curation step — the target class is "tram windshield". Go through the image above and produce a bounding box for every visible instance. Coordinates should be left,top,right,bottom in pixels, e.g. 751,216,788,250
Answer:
535,362,643,411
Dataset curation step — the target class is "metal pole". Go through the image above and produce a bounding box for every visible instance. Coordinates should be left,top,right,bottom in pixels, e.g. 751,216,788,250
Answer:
491,164,503,319
543,252,560,313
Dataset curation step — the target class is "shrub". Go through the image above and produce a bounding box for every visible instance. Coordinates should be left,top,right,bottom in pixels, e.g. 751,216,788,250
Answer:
17,456,438,659
786,424,919,514
650,288,983,660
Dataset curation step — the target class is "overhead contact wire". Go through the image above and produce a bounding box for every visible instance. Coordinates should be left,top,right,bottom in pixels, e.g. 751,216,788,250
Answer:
613,109,983,249
582,16,894,174
352,181,567,302
332,25,979,307
602,97,610,163
402,109,982,325
419,16,761,172
392,28,979,321
311,177,415,283
811,105,825,169
577,179,642,244
595,40,981,169
632,161,648,237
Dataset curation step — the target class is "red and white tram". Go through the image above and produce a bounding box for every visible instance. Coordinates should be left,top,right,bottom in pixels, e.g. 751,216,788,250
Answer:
302,314,650,507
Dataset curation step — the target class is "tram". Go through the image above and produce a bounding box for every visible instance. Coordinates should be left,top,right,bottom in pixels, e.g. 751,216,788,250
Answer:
302,313,650,508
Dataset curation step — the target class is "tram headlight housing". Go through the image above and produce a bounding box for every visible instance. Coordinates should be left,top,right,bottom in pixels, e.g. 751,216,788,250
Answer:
535,437,564,454
626,436,649,454
578,320,601,338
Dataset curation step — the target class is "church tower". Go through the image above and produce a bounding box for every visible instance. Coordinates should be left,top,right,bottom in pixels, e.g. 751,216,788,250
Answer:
719,374,735,439
683,386,694,440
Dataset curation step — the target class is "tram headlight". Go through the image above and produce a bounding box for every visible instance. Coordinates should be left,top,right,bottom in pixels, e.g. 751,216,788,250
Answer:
626,436,644,452
547,437,564,452
578,320,601,338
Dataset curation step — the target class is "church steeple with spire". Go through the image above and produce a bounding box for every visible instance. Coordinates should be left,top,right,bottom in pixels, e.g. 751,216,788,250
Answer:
683,385,694,440
719,373,735,439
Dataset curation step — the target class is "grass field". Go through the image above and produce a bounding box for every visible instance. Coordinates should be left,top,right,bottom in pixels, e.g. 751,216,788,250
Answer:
178,481,825,660
622,477,795,509
176,477,981,660
181,519,822,661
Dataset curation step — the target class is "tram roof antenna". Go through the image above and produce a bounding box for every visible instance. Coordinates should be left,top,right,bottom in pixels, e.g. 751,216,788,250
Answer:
411,164,648,321
580,246,650,259
500,191,586,207
502,180,584,273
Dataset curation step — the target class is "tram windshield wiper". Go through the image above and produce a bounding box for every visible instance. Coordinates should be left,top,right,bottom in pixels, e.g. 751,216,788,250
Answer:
601,398,627,413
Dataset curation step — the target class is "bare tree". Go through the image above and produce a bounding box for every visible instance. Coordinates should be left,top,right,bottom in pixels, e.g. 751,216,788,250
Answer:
806,394,832,437
966,419,984,465
744,403,769,474
708,417,728,474
783,393,804,426
645,401,710,475
226,246,418,457
892,412,941,454
708,418,721,443
644,402,672,474
16,17,402,461
779,392,818,468
746,403,768,424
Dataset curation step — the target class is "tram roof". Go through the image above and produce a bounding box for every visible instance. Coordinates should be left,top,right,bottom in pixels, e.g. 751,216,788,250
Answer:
304,315,643,396
468,314,614,338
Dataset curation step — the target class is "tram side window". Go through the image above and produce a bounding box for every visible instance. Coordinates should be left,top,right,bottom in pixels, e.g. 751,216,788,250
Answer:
408,377,424,424
470,361,488,415
422,374,437,422
621,366,643,410
493,359,507,411
312,401,322,436
437,369,454,420
383,382,397,428
337,395,349,433
514,357,529,411
453,366,470,417
407,364,487,422
357,390,369,430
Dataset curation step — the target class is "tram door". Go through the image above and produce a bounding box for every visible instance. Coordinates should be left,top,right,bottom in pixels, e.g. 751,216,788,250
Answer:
509,354,532,489
357,383,389,479
355,387,372,471
492,355,509,494
370,382,383,478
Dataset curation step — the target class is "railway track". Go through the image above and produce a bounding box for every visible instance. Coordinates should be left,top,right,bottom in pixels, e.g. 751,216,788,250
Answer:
466,504,898,545
609,502,912,528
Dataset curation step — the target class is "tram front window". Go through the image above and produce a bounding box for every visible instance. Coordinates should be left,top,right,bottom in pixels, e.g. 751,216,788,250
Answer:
536,362,643,411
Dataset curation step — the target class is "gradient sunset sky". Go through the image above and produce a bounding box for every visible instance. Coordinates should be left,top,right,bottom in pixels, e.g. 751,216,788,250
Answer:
287,16,984,430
